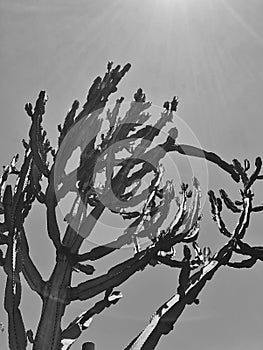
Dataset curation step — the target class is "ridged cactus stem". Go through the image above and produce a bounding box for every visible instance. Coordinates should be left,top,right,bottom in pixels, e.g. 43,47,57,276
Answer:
33,256,72,350
69,201,105,254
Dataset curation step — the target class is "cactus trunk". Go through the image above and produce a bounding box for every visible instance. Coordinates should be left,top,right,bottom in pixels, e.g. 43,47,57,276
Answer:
33,256,72,350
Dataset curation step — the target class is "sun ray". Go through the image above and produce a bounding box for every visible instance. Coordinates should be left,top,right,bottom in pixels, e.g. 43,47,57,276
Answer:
221,0,263,47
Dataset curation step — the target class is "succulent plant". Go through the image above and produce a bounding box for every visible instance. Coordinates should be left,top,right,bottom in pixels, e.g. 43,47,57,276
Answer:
1,62,263,350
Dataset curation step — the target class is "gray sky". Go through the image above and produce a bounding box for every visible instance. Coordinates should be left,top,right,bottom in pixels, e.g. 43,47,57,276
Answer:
0,0,263,349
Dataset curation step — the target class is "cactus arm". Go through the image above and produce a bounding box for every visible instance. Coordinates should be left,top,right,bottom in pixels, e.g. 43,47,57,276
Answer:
0,160,31,348
232,195,252,240
251,205,263,212
4,229,27,350
227,241,263,268
60,291,122,349
62,223,79,251
137,185,175,240
74,63,131,124
12,152,32,210
232,159,249,184
1,150,45,296
186,178,202,228
164,143,240,182
58,100,80,147
45,195,61,250
219,189,241,213
55,169,78,202
12,152,40,227
30,161,46,204
26,91,50,178
155,256,184,268
3,185,14,231
69,249,154,301
45,166,62,250
227,257,257,268
0,154,19,209
4,275,27,350
68,201,106,254
123,109,173,162
177,246,191,297
235,241,263,260
62,193,96,250
76,242,121,262
215,167,262,269
127,113,173,145
244,157,262,192
19,227,45,296
208,190,232,237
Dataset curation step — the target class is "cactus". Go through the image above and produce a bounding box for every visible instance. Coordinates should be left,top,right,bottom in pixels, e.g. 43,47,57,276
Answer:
0,62,263,350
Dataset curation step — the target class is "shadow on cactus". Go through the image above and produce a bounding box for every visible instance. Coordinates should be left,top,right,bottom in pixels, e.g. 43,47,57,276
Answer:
0,62,263,350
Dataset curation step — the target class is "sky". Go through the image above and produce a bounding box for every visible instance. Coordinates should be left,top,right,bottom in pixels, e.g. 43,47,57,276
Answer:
0,0,263,349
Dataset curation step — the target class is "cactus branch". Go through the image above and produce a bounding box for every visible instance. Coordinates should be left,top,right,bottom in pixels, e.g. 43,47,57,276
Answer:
234,241,263,261
60,290,122,349
208,190,232,237
27,91,50,178
4,229,27,350
165,144,240,182
219,189,241,213
227,257,257,268
244,157,262,192
45,168,62,250
75,63,131,124
19,227,45,297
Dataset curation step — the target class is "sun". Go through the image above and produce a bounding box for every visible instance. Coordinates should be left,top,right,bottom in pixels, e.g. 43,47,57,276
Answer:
154,0,177,5
154,0,185,5
151,0,189,15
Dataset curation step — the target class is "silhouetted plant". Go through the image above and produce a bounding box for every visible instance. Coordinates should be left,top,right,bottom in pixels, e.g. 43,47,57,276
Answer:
0,62,262,350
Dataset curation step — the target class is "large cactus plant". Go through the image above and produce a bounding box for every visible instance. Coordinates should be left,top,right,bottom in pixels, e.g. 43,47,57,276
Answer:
0,62,262,350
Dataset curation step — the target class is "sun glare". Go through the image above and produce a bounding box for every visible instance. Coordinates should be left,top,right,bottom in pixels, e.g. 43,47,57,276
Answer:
151,0,190,16
154,0,177,7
